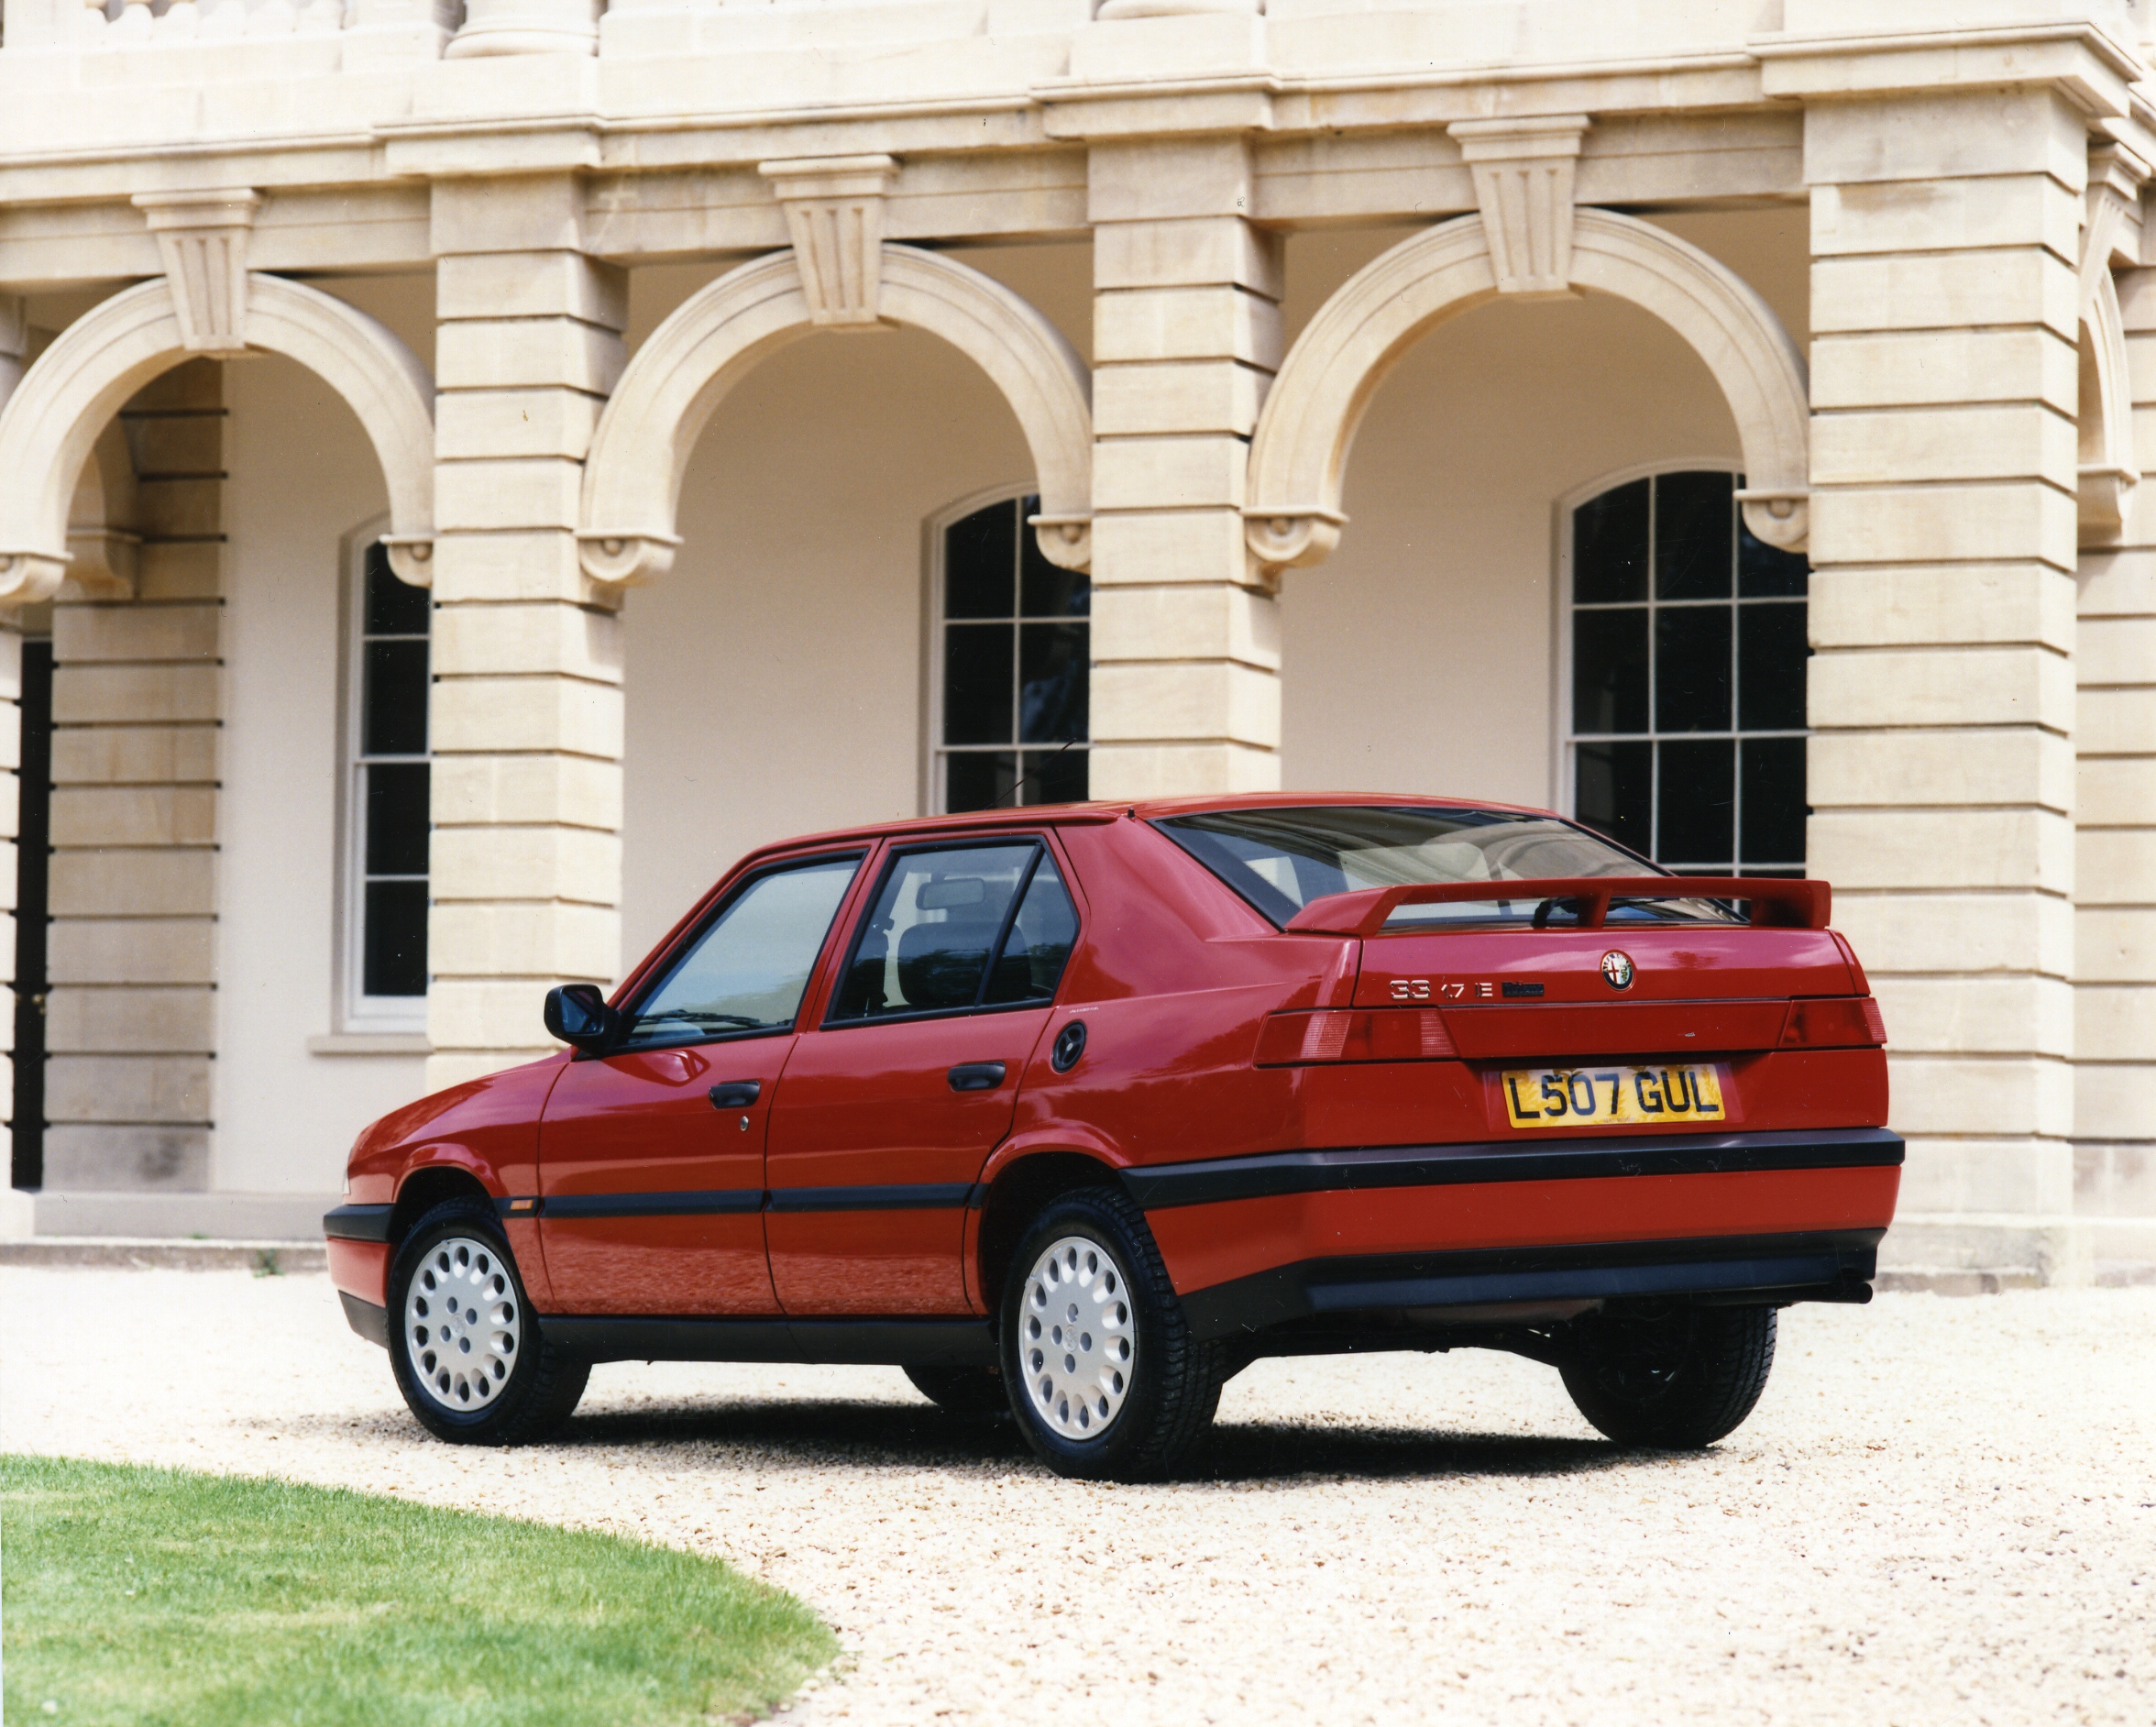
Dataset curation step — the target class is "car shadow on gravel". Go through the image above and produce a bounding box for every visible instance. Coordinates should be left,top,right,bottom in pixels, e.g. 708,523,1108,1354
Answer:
300,1399,1630,1484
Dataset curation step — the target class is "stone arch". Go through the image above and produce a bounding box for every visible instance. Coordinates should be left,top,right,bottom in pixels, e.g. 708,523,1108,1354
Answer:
1244,209,1811,576
0,274,434,605
2077,265,2137,543
578,244,1094,587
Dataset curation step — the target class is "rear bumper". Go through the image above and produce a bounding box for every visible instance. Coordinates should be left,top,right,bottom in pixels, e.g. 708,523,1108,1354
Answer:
1127,1127,1902,1341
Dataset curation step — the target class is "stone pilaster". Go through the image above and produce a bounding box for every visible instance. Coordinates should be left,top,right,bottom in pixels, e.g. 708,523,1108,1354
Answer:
427,175,625,1094
0,300,24,1215
1804,92,2085,1282
43,360,223,1194
2075,267,2156,1268
1086,138,1283,799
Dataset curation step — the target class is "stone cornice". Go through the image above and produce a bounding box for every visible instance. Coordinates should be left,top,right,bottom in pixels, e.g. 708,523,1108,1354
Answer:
1752,21,2142,118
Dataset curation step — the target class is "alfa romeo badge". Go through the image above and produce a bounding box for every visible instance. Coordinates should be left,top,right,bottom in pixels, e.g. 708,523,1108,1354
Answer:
1601,950,1635,990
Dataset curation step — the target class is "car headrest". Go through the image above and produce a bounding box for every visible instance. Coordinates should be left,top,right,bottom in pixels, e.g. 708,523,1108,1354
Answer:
896,917,1003,1009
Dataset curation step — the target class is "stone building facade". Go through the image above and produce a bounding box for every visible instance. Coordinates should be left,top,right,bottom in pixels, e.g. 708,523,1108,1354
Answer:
0,0,2148,1282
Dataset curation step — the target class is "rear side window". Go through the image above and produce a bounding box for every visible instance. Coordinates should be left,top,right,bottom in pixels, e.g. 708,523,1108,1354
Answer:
624,854,861,1045
830,842,1079,1022
1155,806,1738,928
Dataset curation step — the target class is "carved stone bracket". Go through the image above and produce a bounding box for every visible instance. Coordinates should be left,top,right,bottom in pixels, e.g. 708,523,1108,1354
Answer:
1028,512,1092,574
1732,488,1810,553
576,529,682,588
757,155,900,328
380,534,437,589
132,189,262,356
1242,507,1348,578
2079,141,2149,545
1448,116,1590,300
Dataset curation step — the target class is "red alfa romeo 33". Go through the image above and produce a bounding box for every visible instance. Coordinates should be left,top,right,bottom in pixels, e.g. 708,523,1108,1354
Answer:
326,795,1897,1480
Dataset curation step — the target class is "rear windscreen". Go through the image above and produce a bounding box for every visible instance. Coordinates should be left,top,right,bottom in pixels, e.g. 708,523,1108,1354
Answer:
1153,806,1741,929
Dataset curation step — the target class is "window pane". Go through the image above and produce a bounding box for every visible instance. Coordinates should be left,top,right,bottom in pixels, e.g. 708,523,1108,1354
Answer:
1572,607,1648,733
1741,737,1807,867
945,500,1017,620
1738,518,1810,598
1654,471,1733,600
1575,740,1652,858
630,856,859,1042
1020,512,1091,618
1018,622,1088,743
947,751,1018,813
1022,747,1088,807
364,762,430,877
830,845,1036,1020
1655,606,1732,732
984,854,1080,1004
943,623,1014,745
363,541,430,636
362,879,428,997
1657,739,1736,864
362,639,429,756
1738,600,1809,732
1574,478,1648,604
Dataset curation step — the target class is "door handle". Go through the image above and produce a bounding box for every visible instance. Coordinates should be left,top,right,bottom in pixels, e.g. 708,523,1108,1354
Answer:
708,1081,762,1109
947,1062,1006,1093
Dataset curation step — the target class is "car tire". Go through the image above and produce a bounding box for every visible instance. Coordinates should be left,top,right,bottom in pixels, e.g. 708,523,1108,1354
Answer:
387,1198,589,1446
1558,1301,1776,1449
903,1365,1010,1419
1000,1186,1224,1482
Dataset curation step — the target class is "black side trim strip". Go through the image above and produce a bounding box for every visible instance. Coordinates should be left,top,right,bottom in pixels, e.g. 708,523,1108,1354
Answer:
339,1292,390,1348
544,1189,764,1220
1123,1128,1904,1211
323,1204,394,1243
766,1183,976,1213
1180,1228,1885,1342
542,1315,996,1367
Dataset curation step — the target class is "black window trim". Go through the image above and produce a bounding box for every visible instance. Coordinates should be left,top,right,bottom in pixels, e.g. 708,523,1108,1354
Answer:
1148,807,1692,934
819,832,1073,1031
607,848,871,1055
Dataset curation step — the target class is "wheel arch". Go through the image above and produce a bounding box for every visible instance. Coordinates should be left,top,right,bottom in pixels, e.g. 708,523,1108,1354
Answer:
975,1149,1127,1314
390,1160,497,1247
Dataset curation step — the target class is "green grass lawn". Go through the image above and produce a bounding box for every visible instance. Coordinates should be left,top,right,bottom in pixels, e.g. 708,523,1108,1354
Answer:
2,1454,838,1727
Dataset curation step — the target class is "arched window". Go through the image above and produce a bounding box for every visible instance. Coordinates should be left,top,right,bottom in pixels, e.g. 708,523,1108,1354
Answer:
1566,468,1810,875
931,491,1090,814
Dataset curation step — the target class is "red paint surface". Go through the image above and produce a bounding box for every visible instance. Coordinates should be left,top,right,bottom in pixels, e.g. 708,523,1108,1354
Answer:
327,1238,390,1308
1148,1164,1905,1297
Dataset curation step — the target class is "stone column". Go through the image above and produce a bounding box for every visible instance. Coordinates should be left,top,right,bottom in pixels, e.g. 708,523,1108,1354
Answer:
2076,268,2156,1270
1804,91,2084,1283
43,360,224,1201
1086,137,1283,800
0,300,24,1222
427,175,625,1094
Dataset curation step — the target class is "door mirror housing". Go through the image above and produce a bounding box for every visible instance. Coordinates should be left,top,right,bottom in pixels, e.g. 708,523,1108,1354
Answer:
544,984,621,1054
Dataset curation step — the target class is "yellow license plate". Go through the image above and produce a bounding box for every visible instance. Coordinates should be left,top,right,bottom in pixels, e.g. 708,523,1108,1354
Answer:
1502,1064,1726,1128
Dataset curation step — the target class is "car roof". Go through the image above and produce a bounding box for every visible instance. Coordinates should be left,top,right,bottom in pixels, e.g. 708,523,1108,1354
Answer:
737,790,1568,864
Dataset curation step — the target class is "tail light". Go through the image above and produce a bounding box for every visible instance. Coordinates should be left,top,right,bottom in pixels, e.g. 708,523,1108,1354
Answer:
1780,997,1886,1049
1256,1008,1458,1065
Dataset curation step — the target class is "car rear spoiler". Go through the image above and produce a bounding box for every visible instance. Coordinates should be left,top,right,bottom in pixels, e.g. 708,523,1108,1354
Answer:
1282,876,1831,938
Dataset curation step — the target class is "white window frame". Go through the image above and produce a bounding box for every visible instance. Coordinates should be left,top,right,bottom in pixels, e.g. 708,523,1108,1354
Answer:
1554,457,1810,875
923,484,1091,817
337,515,430,1033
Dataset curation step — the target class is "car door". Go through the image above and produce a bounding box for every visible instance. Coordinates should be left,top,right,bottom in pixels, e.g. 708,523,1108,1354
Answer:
764,836,1082,1314
537,851,865,1315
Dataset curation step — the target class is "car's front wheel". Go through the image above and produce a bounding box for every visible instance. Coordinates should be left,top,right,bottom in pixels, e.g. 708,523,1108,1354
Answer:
1558,1300,1776,1448
1000,1187,1224,1482
387,1198,589,1446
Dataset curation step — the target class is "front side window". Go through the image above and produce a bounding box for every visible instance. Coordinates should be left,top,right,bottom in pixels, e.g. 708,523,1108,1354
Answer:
830,842,1079,1021
936,495,1090,813
346,538,430,1027
624,854,862,1047
1158,805,1737,928
1568,468,1810,875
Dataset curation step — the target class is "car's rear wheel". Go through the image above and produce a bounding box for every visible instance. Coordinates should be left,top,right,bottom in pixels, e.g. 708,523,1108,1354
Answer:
1558,1300,1776,1448
388,1198,589,1446
903,1365,1009,1419
1000,1187,1224,1482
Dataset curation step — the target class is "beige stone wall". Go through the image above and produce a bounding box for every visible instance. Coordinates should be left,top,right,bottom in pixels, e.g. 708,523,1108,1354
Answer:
44,360,225,1194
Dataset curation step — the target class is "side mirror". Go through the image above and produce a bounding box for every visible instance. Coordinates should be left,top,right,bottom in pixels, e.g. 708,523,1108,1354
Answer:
544,984,621,1054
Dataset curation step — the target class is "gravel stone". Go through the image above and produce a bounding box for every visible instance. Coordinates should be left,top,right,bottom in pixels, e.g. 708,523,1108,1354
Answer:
5,1267,2152,1725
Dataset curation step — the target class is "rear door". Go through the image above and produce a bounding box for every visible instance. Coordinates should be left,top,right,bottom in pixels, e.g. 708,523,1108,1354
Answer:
764,837,1081,1314
537,852,864,1314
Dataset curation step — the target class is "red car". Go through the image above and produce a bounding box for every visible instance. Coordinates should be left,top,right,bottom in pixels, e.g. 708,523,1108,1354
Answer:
326,796,1897,1480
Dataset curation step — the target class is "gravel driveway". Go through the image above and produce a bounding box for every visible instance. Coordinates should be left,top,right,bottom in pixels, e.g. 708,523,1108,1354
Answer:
5,1266,2151,1725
